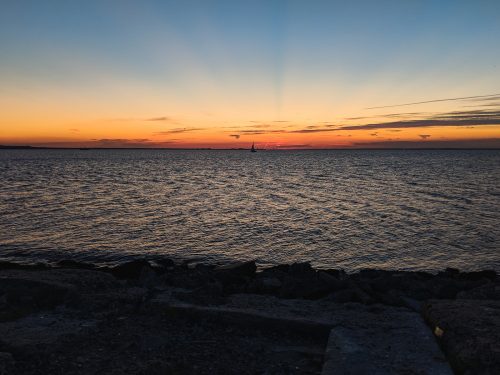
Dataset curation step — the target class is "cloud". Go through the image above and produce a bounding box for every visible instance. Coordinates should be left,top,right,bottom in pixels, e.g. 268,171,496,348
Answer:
365,93,500,109
463,102,500,108
154,128,202,134
235,129,287,135
91,138,171,147
28,138,180,148
230,134,240,139
145,116,171,122
345,116,371,120
276,144,312,148
288,128,339,134
419,134,431,140
69,128,79,132
246,124,272,128
352,138,500,149
336,109,500,131
109,116,174,123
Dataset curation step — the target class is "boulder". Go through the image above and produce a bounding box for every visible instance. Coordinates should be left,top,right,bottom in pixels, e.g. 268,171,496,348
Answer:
55,259,95,270
264,264,290,274
457,283,500,300
0,262,49,272
215,261,257,278
325,287,373,304
288,262,313,276
155,257,175,269
459,270,497,282
248,277,282,295
322,268,347,279
111,260,153,280
214,261,257,291
423,299,500,374
149,257,176,274
0,276,75,321
0,352,15,375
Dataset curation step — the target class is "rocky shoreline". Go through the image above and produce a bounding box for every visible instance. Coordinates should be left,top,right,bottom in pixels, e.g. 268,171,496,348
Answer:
1,258,499,374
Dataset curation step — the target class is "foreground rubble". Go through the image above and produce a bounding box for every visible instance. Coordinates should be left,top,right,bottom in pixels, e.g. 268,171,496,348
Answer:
0,259,498,374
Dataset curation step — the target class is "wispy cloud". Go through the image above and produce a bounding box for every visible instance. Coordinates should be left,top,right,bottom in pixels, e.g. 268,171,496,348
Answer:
91,138,173,147
154,128,202,134
235,129,287,135
276,144,312,148
288,128,339,134
31,138,180,148
145,116,171,122
229,134,240,139
337,109,500,131
419,134,431,139
365,93,500,109
109,116,174,123
352,138,500,149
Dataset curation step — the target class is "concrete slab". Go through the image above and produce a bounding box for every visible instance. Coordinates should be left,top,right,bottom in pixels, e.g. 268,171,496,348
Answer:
321,309,452,375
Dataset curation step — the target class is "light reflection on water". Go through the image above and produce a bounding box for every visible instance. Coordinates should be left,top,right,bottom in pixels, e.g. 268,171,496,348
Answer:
0,149,499,271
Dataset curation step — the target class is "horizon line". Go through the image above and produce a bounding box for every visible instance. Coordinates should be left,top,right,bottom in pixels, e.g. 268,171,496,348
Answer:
2,145,499,151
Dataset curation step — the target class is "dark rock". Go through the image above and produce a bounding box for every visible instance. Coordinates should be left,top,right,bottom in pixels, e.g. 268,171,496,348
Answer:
443,267,460,277
264,264,290,274
0,352,15,375
326,287,373,304
433,279,462,299
279,275,332,300
423,299,500,374
175,281,225,305
0,277,75,321
457,283,500,300
260,267,288,283
256,267,348,300
0,262,22,271
0,262,49,272
149,257,176,274
318,271,347,291
138,264,161,288
248,277,282,295
459,270,497,282
215,261,257,278
112,260,153,280
163,269,211,289
391,273,434,301
373,289,406,308
155,257,175,269
357,269,395,279
289,262,313,276
214,261,257,292
194,263,215,272
322,269,347,279
400,296,422,312
55,259,95,270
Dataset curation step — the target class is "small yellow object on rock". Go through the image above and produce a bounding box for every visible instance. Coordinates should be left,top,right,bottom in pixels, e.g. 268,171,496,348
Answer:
434,326,444,338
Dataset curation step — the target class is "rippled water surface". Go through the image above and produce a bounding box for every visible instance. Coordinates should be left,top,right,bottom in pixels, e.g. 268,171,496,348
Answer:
1,149,499,271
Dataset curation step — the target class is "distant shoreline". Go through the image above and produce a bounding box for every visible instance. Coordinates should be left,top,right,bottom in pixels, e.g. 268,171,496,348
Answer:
1,145,500,151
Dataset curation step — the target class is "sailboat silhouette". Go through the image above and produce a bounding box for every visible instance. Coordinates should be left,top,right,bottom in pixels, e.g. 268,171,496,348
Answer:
250,142,257,152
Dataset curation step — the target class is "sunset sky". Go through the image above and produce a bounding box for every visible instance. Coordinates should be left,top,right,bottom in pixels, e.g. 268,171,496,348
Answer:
1,0,500,148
